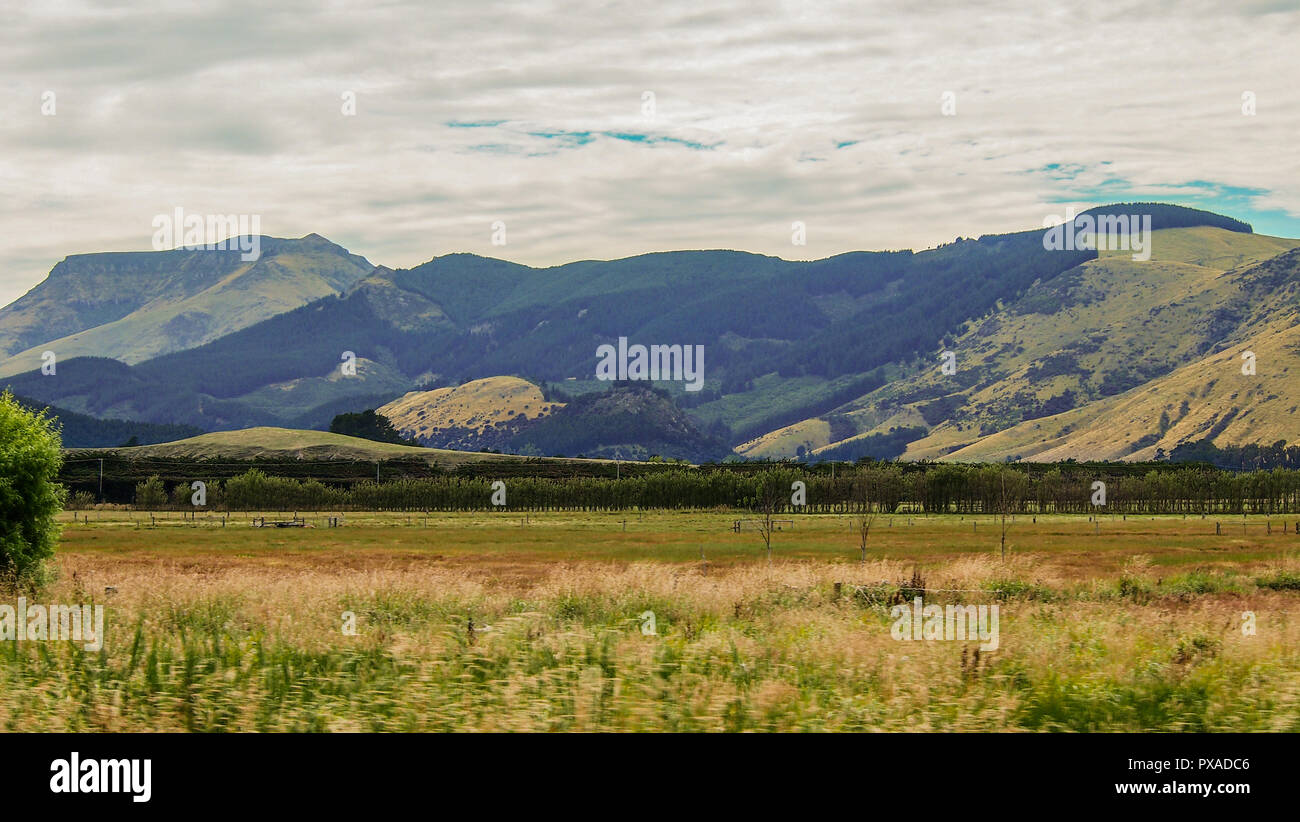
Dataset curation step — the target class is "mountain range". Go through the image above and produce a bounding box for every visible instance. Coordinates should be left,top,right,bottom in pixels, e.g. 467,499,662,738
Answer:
0,234,373,376
5,203,1296,462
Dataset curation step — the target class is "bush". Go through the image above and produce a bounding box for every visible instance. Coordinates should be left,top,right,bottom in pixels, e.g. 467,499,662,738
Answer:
1163,571,1239,597
1256,571,1300,591
0,390,65,587
852,583,900,608
134,475,168,509
983,579,1052,601
1116,575,1153,603
170,482,193,508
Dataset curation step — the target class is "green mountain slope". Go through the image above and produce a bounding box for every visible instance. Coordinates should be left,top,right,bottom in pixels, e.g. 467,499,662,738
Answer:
0,234,372,376
739,225,1300,462
942,244,1300,461
8,392,203,447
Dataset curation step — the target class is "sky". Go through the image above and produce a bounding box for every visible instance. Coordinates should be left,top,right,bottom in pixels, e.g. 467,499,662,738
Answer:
1,0,1299,307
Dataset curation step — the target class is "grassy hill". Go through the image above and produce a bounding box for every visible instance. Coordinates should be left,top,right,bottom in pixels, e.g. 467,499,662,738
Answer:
379,376,561,444
378,378,730,461
503,384,733,461
0,234,372,376
739,226,1300,462
69,426,548,467
944,245,1300,461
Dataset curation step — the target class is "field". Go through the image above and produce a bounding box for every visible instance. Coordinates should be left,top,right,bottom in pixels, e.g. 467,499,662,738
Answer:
3,510,1299,731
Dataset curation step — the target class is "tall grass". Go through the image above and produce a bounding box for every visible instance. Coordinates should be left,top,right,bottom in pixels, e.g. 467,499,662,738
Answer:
2,555,1297,731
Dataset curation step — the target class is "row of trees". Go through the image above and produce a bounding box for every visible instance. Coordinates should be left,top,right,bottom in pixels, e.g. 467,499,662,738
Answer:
121,463,1300,514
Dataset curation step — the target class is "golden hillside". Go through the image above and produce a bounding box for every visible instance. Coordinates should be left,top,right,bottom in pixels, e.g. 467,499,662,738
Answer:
739,227,1300,462
945,293,1300,462
378,376,561,442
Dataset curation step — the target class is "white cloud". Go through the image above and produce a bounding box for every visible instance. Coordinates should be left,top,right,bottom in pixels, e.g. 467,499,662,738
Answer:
1,0,1298,305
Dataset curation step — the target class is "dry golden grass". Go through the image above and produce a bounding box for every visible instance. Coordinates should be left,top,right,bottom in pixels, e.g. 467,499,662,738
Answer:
2,512,1298,732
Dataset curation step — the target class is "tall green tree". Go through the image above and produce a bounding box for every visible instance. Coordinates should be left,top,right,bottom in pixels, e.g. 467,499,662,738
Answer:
134,475,167,509
0,390,65,587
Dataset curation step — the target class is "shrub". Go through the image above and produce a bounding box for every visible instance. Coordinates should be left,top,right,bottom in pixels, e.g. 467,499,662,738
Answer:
0,390,65,588
1116,575,1153,603
1163,571,1239,597
133,475,168,509
1256,571,1300,591
66,490,96,510
984,579,1052,601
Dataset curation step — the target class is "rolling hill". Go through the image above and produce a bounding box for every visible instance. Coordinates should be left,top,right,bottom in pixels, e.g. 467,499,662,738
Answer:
378,376,561,446
377,378,730,460
738,225,1300,462
0,234,373,377
70,426,539,467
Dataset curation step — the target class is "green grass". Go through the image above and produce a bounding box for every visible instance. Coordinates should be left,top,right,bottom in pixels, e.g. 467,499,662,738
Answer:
2,511,1297,731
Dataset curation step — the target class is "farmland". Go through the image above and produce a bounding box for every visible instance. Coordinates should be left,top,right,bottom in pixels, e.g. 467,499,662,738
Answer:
2,510,1298,732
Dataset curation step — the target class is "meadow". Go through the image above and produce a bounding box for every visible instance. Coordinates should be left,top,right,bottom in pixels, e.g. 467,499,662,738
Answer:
2,510,1298,731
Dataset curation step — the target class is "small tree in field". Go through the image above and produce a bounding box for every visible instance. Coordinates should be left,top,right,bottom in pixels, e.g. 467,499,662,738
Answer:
750,472,789,565
134,475,167,509
857,471,879,564
0,391,65,588
995,465,1020,562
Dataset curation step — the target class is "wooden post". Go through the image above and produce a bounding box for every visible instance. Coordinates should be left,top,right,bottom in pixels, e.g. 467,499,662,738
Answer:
1216,522,1221,536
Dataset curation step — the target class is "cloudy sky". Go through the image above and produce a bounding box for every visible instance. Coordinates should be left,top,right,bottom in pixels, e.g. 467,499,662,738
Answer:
1,0,1298,306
